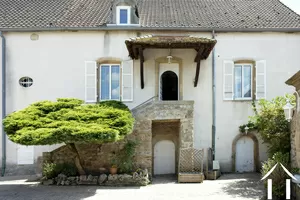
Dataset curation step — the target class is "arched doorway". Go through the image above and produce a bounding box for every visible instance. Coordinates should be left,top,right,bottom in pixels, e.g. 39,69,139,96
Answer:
232,133,259,172
154,140,176,175
160,71,178,101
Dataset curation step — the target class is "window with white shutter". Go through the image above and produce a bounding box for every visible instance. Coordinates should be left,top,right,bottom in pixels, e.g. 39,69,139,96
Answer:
121,60,133,101
223,60,265,101
223,61,234,100
255,60,266,99
85,61,97,103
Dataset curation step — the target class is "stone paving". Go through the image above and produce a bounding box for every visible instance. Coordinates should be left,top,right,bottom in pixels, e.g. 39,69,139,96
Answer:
0,173,265,200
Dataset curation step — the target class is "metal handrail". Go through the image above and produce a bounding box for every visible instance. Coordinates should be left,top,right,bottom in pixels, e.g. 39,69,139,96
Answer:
131,96,158,112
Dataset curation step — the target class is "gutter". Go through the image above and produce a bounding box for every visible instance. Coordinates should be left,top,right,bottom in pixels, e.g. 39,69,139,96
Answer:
211,30,216,160
1,27,300,33
0,31,6,177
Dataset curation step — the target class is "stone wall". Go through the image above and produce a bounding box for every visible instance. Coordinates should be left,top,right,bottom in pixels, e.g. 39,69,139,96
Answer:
291,95,300,169
43,100,194,176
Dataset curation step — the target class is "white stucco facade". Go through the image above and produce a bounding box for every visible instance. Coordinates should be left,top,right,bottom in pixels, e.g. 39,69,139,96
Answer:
0,31,299,173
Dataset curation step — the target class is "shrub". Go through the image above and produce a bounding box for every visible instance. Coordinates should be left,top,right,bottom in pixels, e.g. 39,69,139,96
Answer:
3,98,134,175
117,140,139,173
43,162,58,179
43,162,78,179
239,95,295,156
261,152,290,199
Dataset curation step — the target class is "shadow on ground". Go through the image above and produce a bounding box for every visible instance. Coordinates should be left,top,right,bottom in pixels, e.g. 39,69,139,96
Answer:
221,173,265,199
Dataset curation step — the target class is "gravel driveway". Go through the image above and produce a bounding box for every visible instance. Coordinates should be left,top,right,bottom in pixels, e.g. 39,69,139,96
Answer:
0,173,265,200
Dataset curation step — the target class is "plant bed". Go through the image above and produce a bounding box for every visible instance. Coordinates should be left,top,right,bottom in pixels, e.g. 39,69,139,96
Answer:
41,169,150,186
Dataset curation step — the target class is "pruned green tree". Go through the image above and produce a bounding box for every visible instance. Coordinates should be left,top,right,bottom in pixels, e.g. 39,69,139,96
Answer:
3,98,134,175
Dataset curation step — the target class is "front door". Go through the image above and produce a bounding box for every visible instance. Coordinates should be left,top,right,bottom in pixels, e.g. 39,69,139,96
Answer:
154,140,176,175
236,137,254,172
159,63,179,101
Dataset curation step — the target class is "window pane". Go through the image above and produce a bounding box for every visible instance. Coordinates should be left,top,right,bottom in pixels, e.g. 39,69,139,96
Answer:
243,65,252,98
234,66,242,98
111,65,120,100
120,9,128,24
101,65,110,100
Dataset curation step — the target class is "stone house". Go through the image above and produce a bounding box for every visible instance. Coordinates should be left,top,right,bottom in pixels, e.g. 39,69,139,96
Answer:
0,0,300,176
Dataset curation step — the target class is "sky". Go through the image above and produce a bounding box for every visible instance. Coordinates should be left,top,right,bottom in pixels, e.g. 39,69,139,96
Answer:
280,0,300,14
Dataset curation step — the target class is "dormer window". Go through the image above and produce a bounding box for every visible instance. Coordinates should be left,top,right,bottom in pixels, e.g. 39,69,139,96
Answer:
117,6,131,25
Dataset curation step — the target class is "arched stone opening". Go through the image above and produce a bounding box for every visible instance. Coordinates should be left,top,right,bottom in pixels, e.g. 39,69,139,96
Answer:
232,132,259,172
160,71,178,101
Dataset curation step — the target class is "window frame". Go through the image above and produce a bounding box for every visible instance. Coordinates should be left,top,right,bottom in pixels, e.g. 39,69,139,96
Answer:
233,63,253,100
116,6,131,25
99,64,121,101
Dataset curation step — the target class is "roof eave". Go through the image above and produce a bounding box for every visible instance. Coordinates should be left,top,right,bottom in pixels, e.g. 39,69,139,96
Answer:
2,26,300,33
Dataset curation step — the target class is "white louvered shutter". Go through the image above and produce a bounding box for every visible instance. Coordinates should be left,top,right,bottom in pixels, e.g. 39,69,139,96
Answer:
223,60,234,100
85,61,97,103
256,60,266,99
121,60,133,101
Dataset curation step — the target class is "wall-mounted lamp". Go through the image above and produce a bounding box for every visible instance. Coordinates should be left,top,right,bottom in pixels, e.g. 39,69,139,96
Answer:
283,99,294,122
244,126,249,134
166,49,173,64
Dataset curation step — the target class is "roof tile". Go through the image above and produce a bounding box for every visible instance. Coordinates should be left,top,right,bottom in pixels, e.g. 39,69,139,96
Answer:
0,0,300,30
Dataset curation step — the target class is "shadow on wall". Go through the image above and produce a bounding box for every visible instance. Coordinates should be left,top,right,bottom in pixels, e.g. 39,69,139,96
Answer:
221,173,265,199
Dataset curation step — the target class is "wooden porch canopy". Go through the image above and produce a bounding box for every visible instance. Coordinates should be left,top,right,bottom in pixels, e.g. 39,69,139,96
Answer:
125,35,217,88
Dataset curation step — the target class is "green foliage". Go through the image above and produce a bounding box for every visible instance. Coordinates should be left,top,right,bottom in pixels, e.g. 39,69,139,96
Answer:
98,100,130,111
261,152,290,199
117,140,139,173
239,95,295,156
43,162,78,179
3,99,134,145
43,162,58,179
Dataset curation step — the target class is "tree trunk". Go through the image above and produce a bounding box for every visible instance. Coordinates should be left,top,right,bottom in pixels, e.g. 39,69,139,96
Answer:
66,143,86,175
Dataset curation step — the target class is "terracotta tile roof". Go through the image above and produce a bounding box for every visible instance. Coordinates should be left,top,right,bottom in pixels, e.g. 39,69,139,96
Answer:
1,0,300,30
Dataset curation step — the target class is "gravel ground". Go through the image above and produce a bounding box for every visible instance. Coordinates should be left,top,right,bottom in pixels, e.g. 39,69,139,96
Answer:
0,173,265,200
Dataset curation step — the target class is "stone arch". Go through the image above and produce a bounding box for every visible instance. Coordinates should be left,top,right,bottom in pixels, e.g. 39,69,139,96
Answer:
160,71,179,101
96,57,122,64
232,132,259,172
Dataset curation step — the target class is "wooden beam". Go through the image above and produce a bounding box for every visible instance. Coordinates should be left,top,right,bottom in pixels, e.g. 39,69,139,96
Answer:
133,46,139,59
139,48,144,89
194,46,205,62
194,60,201,87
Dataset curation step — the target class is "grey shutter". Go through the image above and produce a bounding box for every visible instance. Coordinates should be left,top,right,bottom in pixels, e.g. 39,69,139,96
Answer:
256,60,266,99
85,61,97,103
121,60,133,101
223,60,234,100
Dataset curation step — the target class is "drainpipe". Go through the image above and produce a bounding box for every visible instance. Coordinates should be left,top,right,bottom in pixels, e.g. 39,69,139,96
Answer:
211,30,216,160
1,31,6,177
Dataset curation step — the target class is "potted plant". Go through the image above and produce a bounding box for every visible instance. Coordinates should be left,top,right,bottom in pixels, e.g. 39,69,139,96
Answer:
109,156,118,175
109,164,118,175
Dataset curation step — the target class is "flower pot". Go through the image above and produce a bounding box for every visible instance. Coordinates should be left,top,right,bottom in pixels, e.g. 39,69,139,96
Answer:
109,167,118,174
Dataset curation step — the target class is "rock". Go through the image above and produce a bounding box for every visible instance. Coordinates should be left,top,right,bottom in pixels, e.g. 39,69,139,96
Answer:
132,172,139,180
118,174,133,182
98,174,107,184
87,175,93,181
58,174,67,179
42,179,54,185
67,177,76,181
80,175,86,182
65,180,70,186
108,174,118,181
61,180,65,185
